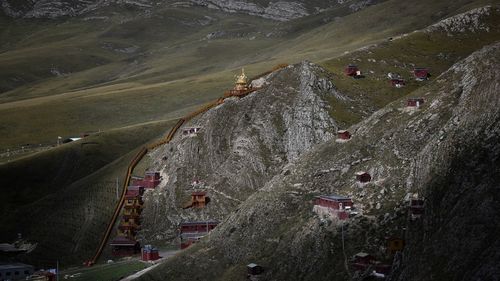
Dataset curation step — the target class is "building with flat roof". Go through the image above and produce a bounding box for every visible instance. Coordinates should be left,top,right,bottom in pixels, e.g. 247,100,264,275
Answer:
0,263,35,281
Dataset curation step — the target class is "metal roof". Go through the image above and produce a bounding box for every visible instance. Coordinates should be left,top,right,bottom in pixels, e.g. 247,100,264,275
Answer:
0,263,34,270
180,221,219,226
318,195,351,201
247,263,260,268
354,252,370,257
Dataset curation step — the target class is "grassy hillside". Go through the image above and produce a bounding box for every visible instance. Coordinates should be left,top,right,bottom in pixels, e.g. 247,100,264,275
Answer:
1,0,497,153
0,119,175,266
319,4,500,125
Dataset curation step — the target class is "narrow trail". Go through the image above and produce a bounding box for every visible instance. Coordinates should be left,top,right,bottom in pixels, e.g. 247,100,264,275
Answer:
204,186,243,203
87,64,288,265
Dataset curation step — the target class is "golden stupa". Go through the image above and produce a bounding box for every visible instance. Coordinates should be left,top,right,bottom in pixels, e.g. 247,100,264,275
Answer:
234,68,248,91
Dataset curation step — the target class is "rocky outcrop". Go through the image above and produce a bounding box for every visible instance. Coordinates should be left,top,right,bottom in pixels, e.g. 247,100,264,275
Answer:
426,6,496,35
136,41,500,281
139,62,340,243
1,0,378,20
1,0,154,18
190,0,309,21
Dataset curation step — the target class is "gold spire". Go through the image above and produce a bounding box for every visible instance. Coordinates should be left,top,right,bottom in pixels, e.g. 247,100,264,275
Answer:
235,68,248,86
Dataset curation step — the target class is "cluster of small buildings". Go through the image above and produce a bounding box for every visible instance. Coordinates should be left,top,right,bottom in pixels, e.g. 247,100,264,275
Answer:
110,171,161,257
344,64,429,87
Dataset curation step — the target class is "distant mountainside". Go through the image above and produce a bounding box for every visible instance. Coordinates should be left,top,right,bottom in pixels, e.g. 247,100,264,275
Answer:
1,0,378,20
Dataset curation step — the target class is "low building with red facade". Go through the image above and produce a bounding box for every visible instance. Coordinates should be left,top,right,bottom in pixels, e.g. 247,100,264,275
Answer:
351,252,375,271
110,236,140,256
314,195,353,210
180,221,218,233
179,221,218,249
141,245,160,261
414,67,429,81
132,172,161,189
355,171,372,183
313,195,354,220
407,98,425,108
28,271,56,281
337,130,351,140
344,65,359,76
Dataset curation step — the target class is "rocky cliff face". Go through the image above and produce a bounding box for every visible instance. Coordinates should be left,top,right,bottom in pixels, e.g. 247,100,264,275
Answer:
139,62,341,243
390,42,500,281
136,42,500,281
1,0,377,20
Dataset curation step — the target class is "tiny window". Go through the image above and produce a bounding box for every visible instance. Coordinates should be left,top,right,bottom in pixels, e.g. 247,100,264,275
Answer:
15,271,20,275
24,270,30,274
7,272,11,276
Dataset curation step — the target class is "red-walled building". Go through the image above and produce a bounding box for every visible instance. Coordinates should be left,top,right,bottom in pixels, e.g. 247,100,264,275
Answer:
179,221,218,249
407,98,425,107
141,245,160,261
29,271,56,281
180,221,218,233
337,130,352,140
132,172,161,189
314,195,353,210
414,67,429,81
344,65,359,76
351,252,375,271
125,185,145,198
355,171,372,183
110,236,140,256
314,195,353,220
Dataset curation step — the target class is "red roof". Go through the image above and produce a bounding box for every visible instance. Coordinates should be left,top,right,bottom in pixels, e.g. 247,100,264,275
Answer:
125,190,141,198
414,68,428,78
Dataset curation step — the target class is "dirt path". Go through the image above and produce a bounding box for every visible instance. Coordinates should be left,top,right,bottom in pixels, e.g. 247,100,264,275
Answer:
120,250,180,281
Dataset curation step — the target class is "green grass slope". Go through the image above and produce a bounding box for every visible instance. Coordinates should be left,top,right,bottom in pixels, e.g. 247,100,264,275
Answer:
0,119,175,266
1,0,496,152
